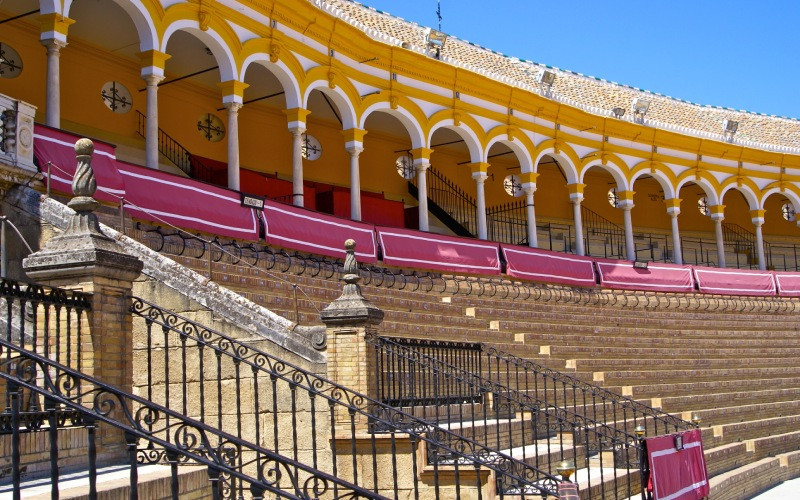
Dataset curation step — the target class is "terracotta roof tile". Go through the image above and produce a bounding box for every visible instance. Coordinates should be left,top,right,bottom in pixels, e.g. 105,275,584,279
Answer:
316,0,800,153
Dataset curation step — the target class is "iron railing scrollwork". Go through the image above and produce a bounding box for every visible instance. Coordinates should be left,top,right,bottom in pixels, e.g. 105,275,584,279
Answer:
0,338,384,500
130,297,563,497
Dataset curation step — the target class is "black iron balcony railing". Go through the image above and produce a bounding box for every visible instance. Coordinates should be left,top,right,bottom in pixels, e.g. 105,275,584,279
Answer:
409,165,477,237
0,338,384,500
581,205,626,258
130,297,563,498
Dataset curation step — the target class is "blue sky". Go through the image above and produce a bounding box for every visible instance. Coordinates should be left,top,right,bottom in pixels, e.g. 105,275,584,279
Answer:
360,1,800,119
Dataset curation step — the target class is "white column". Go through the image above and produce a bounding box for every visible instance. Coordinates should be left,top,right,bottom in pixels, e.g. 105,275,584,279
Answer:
620,202,636,261
753,219,767,271
571,197,585,256
290,127,305,207
473,172,488,240
347,146,363,221
143,74,164,169
712,214,726,268
225,102,242,190
42,39,66,128
416,162,430,231
668,209,683,265
523,186,538,248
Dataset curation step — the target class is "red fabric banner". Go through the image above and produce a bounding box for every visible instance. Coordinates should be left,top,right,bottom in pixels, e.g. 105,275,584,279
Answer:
261,201,378,263
377,227,501,274
646,429,709,500
501,245,596,287
595,259,694,292
773,272,800,297
117,161,259,240
33,124,125,203
692,267,776,296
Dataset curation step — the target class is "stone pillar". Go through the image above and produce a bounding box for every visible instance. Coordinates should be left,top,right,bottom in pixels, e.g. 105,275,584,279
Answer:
320,240,384,429
42,39,66,128
617,191,636,261
139,50,170,170
751,209,767,270
284,108,310,207
568,183,586,256
23,139,143,464
225,102,242,190
219,80,248,191
468,162,490,240
342,129,367,221
411,148,433,232
666,199,683,265
711,205,726,268
521,173,539,248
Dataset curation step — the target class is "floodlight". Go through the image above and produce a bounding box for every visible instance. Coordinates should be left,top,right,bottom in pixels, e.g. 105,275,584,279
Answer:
632,98,650,116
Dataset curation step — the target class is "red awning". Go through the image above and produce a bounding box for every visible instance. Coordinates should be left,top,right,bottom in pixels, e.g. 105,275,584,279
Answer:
118,161,259,240
377,228,501,275
692,267,776,296
502,245,596,287
645,429,709,500
773,272,800,297
33,124,125,203
261,201,378,263
596,259,695,292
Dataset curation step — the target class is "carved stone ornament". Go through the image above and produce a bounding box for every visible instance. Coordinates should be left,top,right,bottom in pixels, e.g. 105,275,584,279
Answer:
269,43,281,63
319,240,384,327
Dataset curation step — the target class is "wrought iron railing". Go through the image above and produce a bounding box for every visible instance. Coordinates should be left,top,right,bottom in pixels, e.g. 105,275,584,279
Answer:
581,206,626,258
135,110,217,182
372,335,650,499
130,298,563,497
486,200,528,245
0,338,384,500
410,166,477,236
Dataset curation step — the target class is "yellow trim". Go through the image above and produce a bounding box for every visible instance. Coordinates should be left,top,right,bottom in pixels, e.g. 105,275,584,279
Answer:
411,147,434,161
520,172,539,184
342,128,367,143
664,198,682,210
138,49,172,70
218,80,249,99
467,162,490,175
710,204,726,215
617,190,635,203
38,13,75,36
283,108,311,124
567,183,586,196
750,209,766,219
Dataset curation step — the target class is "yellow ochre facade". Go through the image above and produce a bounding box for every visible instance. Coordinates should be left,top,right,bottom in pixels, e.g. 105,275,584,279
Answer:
2,0,800,267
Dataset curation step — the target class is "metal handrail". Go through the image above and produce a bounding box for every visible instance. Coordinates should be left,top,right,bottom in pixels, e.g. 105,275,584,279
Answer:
411,166,478,236
0,338,385,500
130,297,562,497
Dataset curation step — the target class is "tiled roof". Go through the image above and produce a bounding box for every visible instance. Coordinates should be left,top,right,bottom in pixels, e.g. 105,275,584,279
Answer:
314,0,800,153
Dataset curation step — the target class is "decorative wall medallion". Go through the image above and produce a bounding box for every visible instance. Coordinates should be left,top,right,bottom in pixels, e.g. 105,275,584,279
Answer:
503,174,523,197
301,134,322,160
607,188,618,207
395,155,414,179
197,113,225,142
101,81,132,113
782,202,795,222
0,43,22,78
697,196,709,216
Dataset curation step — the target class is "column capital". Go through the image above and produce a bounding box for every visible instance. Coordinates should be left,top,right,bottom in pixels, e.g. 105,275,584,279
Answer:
143,74,165,86
519,172,539,185
466,162,490,176
39,13,75,44
567,183,585,201
283,108,311,129
709,204,725,221
750,209,766,225
664,197,682,211
345,145,364,156
224,101,243,113
410,147,434,161
219,80,249,105
342,128,368,144
138,50,171,78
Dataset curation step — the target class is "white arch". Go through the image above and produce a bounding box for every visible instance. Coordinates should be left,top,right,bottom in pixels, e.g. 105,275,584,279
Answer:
427,121,482,163
720,183,760,211
64,0,158,51
39,0,61,15
630,168,677,200
302,82,358,130
241,55,302,109
676,177,720,206
532,149,579,185
761,188,800,216
484,137,533,173
161,21,238,82
359,103,425,149
579,159,628,191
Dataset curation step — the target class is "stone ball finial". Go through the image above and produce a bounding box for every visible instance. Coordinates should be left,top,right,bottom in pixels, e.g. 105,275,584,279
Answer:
75,138,94,156
344,239,356,251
